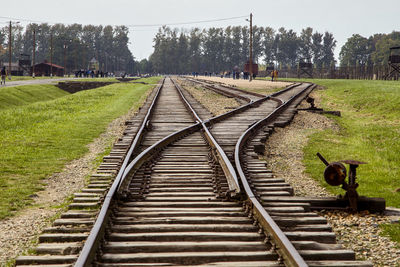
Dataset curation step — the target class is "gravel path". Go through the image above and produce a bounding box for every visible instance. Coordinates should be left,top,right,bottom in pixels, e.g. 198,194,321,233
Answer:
263,90,400,266
0,77,83,88
0,90,150,265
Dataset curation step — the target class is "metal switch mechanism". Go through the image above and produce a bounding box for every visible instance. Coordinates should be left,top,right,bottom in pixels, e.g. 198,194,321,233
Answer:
317,152,367,212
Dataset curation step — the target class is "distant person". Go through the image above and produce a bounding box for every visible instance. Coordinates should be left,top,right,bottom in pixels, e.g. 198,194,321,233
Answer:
271,71,274,81
273,70,279,81
1,67,6,85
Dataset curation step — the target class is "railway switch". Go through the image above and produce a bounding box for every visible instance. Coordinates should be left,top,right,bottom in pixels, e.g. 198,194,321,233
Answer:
316,152,385,212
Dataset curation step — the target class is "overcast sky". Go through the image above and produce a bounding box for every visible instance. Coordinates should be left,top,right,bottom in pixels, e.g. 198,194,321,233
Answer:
2,0,399,61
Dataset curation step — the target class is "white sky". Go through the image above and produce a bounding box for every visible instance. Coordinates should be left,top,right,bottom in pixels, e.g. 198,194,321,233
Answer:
2,0,399,61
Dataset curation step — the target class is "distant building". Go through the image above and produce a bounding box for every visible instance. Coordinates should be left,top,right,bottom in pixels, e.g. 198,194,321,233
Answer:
32,61,64,76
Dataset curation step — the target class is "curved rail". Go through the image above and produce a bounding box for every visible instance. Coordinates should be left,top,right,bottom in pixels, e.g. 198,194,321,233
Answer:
184,77,253,103
172,78,241,196
75,78,166,266
76,76,240,266
194,77,268,98
204,83,301,126
234,83,315,267
75,78,313,266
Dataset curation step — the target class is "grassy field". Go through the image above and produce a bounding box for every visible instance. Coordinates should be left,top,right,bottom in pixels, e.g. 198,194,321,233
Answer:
300,79,400,207
0,84,69,110
295,78,400,242
0,77,160,219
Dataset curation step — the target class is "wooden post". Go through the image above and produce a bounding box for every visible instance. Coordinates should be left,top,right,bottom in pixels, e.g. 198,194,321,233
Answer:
32,28,36,78
50,33,53,77
63,43,67,77
8,21,11,79
249,13,253,82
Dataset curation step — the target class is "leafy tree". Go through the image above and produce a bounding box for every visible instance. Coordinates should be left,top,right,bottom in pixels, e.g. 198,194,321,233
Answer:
339,34,370,66
0,22,134,74
188,28,202,72
312,32,323,67
298,27,313,61
275,27,299,67
176,32,189,73
230,26,242,69
321,32,336,66
252,26,264,63
371,31,400,65
262,27,275,65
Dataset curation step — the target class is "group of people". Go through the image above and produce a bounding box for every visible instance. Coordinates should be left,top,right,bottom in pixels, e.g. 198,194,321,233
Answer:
199,71,257,80
74,69,109,78
271,70,279,81
194,69,278,81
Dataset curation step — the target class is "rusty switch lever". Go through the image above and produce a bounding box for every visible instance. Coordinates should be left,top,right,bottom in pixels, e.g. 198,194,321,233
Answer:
316,152,369,212
316,152,329,166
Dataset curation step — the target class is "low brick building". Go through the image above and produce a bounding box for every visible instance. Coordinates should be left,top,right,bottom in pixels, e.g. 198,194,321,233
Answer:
33,61,64,76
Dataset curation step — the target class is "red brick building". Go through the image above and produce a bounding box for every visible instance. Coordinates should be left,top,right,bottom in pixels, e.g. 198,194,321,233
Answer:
32,61,64,76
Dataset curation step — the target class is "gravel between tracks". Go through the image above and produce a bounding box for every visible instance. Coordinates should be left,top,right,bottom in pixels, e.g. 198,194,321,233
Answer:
192,76,291,95
263,90,400,266
0,91,150,265
178,78,240,115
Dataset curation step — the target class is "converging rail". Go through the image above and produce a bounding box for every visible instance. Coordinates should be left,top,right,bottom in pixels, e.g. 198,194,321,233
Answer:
15,77,372,267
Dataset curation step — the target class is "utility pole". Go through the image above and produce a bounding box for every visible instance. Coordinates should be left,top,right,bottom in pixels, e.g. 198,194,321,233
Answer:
63,43,67,77
249,13,253,82
32,28,36,78
8,21,12,79
50,34,53,77
50,33,53,77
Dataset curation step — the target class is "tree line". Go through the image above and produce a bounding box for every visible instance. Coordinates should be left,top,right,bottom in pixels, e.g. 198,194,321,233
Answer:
339,31,400,67
145,25,337,74
0,23,134,74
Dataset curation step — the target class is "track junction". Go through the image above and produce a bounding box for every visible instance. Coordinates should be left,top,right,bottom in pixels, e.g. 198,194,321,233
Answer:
15,77,373,267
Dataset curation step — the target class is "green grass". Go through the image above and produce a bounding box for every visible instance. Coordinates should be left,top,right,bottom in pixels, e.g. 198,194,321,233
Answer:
380,223,400,244
298,78,400,241
0,84,69,110
300,79,400,207
0,76,161,219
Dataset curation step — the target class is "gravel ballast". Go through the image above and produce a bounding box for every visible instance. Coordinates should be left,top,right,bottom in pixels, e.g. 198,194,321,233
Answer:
182,80,400,266
263,90,400,266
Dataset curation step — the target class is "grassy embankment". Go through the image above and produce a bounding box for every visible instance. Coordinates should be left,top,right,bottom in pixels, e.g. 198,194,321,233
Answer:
0,77,161,219
295,79,399,242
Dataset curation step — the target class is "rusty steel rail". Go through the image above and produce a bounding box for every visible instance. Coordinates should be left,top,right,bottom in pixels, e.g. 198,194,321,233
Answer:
75,78,311,266
204,83,301,126
185,77,253,103
188,76,267,98
75,76,240,266
234,83,316,267
75,77,166,267
172,78,241,196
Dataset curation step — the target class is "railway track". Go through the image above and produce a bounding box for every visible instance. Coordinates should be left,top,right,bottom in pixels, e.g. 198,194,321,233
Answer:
185,77,264,103
15,77,372,267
